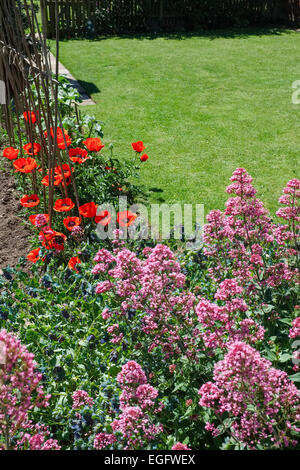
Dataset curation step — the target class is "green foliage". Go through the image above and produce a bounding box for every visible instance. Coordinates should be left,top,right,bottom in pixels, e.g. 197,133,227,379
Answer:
0,239,299,449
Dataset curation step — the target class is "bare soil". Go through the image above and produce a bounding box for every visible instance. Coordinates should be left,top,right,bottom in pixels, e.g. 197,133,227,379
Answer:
0,159,31,270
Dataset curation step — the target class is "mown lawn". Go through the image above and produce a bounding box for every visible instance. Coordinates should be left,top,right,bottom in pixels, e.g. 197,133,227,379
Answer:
52,29,300,215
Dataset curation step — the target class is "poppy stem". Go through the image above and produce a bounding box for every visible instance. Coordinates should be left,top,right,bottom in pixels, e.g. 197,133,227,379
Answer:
31,168,37,194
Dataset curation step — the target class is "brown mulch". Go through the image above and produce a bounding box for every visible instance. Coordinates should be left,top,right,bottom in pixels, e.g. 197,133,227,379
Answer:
0,159,31,270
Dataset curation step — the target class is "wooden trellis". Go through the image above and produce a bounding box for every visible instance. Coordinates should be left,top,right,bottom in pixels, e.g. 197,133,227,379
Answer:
0,0,81,225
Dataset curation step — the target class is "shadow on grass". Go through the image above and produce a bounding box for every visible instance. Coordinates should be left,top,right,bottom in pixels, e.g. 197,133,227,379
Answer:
149,187,165,203
75,79,100,96
58,26,295,43
112,26,294,41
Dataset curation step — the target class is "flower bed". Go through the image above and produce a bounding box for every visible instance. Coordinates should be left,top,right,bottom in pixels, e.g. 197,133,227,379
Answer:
0,163,299,450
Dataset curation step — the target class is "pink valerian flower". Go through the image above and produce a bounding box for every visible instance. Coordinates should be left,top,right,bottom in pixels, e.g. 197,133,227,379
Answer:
204,422,220,437
198,341,300,449
289,317,300,339
117,362,164,415
214,279,243,300
107,323,119,334
276,179,300,225
38,225,55,243
135,384,159,409
72,390,94,409
29,434,61,450
102,361,163,449
117,361,147,387
94,243,198,360
16,422,61,450
94,432,117,450
93,249,115,266
203,169,299,300
0,329,52,450
111,334,124,344
91,263,107,275
172,442,191,450
102,308,112,320
111,406,163,450
120,384,161,412
40,438,61,450
34,214,48,228
264,262,296,288
292,350,300,365
95,280,113,294
196,279,264,351
107,324,124,344
70,225,84,241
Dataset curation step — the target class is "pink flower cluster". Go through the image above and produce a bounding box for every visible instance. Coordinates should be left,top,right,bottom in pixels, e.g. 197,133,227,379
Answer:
172,442,191,450
92,248,116,275
198,341,300,448
34,214,48,228
93,243,197,359
203,169,299,297
15,421,61,450
117,361,162,413
0,329,59,450
93,432,116,450
289,317,300,339
116,360,147,386
107,323,124,344
196,279,265,351
72,389,94,409
94,361,163,450
111,405,163,450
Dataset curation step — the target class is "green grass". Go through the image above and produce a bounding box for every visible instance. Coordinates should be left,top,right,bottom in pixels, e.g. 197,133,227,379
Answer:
51,29,300,215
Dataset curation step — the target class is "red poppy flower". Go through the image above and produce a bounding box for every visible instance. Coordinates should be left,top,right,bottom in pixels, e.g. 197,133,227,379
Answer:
83,137,104,152
57,134,72,150
3,147,19,160
27,247,42,263
54,198,75,212
55,164,74,179
49,231,67,251
23,111,37,124
79,202,97,218
63,216,81,231
23,143,41,155
69,148,90,164
117,210,137,227
41,173,63,187
44,127,68,139
140,153,149,162
68,256,81,273
39,226,55,248
131,141,145,153
20,194,40,208
61,176,72,188
95,210,111,226
13,157,37,173
29,213,50,226
39,227,67,251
